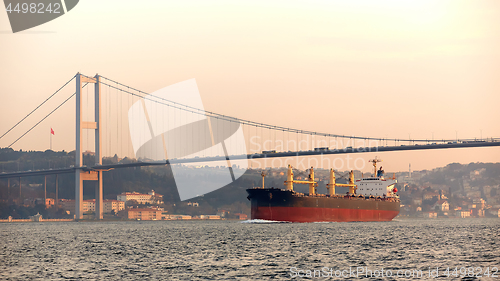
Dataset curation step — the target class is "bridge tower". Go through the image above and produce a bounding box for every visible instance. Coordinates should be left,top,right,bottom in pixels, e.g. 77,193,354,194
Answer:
75,73,103,220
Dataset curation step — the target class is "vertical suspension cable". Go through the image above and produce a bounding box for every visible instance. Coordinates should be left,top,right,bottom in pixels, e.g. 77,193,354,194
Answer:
174,104,177,158
182,104,185,158
243,123,246,154
216,116,219,157
167,103,171,160
286,129,288,151
116,84,119,159
186,106,189,158
281,130,284,151
120,87,123,159
105,84,108,158
86,83,89,165
191,109,194,157
260,125,263,151
210,115,213,158
222,115,224,154
273,127,276,151
204,112,207,158
296,131,299,151
108,84,111,158
229,119,232,157
184,106,186,157
130,88,133,160
155,99,158,159
103,83,106,158
162,99,165,160
150,97,153,159
141,95,145,160
127,86,130,159
178,105,180,158
253,124,256,153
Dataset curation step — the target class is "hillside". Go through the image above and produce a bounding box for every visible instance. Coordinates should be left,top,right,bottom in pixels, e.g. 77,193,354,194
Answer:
1,148,499,218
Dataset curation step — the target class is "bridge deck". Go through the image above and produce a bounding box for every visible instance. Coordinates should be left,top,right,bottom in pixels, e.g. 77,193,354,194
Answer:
1,141,499,179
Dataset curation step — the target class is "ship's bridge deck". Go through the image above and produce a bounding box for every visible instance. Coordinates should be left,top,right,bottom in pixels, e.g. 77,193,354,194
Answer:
359,177,396,181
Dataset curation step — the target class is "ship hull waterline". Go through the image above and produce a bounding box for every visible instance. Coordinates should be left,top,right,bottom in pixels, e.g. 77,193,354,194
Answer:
247,188,400,223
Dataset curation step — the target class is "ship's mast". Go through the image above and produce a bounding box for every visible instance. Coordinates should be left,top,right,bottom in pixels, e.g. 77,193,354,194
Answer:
284,165,294,191
284,165,317,194
326,169,336,196
308,167,315,195
284,166,357,195
369,157,382,177
327,170,357,195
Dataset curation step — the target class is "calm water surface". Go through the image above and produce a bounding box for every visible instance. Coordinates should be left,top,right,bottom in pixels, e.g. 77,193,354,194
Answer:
0,219,499,280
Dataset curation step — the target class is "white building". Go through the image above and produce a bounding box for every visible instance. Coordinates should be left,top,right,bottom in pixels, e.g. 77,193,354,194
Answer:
60,199,125,215
432,200,450,211
165,214,192,220
199,215,221,220
104,200,125,213
117,190,164,205
456,210,471,218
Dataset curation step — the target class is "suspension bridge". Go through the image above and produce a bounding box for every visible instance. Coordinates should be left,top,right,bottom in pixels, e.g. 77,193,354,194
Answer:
1,73,499,219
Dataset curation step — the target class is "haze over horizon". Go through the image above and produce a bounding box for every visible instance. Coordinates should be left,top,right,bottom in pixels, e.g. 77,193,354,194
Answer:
1,0,499,173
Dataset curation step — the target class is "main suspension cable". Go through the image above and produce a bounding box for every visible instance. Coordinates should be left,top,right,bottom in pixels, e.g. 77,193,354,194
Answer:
7,82,89,148
95,74,489,144
0,75,76,140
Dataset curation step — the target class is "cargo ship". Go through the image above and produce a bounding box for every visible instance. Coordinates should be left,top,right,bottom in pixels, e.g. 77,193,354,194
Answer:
246,158,400,222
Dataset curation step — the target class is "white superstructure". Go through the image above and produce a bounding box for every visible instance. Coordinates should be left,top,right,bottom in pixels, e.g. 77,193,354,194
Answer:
356,177,397,197
356,157,398,197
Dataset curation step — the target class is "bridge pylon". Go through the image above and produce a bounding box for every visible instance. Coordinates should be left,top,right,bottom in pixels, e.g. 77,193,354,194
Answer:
75,73,103,220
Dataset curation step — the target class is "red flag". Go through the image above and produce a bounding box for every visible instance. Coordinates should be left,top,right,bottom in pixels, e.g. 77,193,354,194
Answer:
50,128,55,135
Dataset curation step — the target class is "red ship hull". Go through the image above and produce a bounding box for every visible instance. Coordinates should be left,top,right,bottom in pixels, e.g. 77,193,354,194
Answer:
251,206,399,222
247,188,400,223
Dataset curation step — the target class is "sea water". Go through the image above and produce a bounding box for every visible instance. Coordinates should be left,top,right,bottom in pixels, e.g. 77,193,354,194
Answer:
1,219,498,280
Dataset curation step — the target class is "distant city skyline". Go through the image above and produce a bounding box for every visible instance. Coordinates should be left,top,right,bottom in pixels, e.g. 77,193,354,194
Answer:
1,0,499,172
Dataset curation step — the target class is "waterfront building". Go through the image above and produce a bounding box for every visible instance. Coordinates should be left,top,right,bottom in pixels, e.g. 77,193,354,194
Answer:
456,210,471,218
432,200,449,211
59,199,124,214
104,200,125,213
127,207,163,220
117,190,164,205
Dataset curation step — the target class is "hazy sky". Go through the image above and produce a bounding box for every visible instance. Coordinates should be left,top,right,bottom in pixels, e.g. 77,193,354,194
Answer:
0,0,499,173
